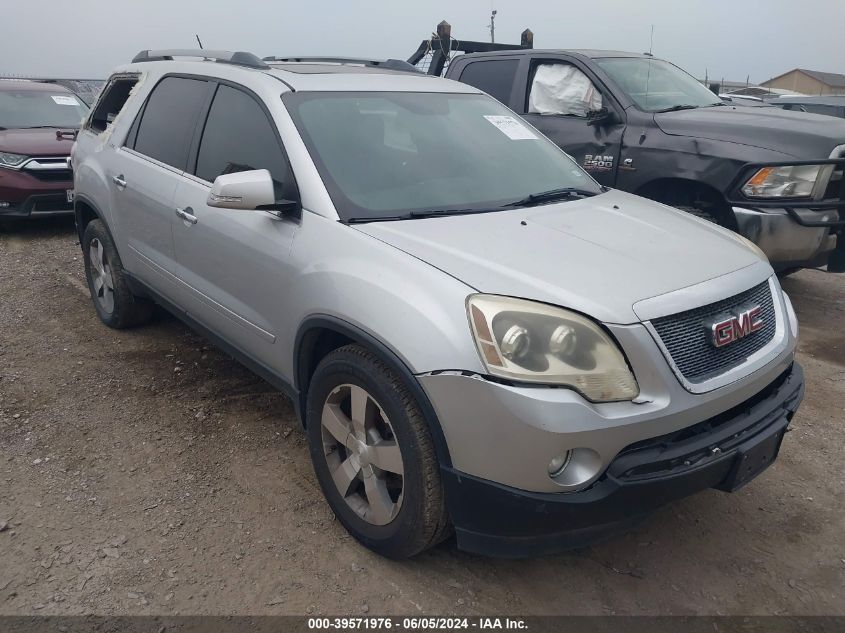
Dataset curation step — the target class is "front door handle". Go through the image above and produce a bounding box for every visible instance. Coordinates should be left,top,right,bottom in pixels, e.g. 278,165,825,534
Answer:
112,174,127,189
175,206,198,225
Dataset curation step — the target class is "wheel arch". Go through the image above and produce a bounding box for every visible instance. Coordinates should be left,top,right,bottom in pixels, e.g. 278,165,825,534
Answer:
73,194,112,244
294,315,453,468
634,177,738,229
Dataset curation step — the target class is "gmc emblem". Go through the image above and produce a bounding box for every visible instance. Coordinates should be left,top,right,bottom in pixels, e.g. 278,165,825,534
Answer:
708,306,764,348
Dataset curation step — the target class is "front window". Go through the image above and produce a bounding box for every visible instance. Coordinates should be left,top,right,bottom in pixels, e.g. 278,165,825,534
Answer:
595,57,723,112
284,91,601,222
0,89,89,129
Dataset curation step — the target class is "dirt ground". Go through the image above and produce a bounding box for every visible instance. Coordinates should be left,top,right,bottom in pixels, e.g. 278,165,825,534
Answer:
1,217,843,616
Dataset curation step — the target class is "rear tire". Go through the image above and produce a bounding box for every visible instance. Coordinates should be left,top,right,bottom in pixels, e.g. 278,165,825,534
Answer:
82,219,153,329
305,344,450,558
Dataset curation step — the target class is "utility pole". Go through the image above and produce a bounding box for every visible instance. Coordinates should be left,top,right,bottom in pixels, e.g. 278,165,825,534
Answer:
649,25,654,55
489,9,497,43
195,34,204,49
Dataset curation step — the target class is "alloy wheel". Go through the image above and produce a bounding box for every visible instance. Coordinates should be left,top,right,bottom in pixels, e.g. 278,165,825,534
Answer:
89,237,115,314
320,383,404,525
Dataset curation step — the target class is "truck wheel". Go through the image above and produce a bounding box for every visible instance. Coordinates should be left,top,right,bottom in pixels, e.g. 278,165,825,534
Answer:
305,344,450,558
82,219,153,329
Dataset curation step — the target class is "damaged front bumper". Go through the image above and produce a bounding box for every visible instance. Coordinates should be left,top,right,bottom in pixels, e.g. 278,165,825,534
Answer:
733,206,840,271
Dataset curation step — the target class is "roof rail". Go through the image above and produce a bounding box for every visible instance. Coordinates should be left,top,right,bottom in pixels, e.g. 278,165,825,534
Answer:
131,49,269,70
263,56,420,73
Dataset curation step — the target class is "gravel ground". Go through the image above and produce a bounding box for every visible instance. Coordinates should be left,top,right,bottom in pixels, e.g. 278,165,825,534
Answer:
1,217,843,616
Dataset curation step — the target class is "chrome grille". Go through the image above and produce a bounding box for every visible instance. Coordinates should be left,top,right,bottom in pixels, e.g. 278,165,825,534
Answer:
651,282,777,384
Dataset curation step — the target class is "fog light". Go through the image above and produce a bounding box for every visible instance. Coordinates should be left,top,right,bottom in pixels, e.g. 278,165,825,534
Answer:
548,452,571,477
548,447,603,488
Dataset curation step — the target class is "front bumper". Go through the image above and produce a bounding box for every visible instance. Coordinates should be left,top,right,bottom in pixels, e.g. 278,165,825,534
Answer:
733,206,840,271
441,363,804,557
0,166,73,218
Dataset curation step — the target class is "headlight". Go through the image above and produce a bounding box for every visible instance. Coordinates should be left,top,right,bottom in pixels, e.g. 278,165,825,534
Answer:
741,164,825,199
466,294,639,402
0,152,28,168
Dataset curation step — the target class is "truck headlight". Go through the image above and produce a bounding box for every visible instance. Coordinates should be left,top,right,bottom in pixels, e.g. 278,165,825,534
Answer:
0,152,28,168
741,164,825,199
466,294,639,402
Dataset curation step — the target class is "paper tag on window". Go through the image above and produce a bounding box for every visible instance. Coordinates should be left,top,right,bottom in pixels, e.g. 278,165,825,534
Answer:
483,115,537,140
51,95,80,106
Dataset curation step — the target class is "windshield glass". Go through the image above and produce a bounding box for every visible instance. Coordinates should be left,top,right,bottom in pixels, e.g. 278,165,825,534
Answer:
0,89,89,129
595,58,723,112
283,92,601,221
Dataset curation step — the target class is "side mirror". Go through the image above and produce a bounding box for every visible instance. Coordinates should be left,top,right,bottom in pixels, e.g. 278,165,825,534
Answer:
207,169,276,210
586,107,616,127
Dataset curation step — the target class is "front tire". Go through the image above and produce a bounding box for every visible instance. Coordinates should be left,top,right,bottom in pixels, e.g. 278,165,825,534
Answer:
305,344,450,558
82,219,153,329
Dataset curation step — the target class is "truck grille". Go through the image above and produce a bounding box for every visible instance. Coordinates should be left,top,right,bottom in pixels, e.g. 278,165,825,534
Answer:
650,281,777,384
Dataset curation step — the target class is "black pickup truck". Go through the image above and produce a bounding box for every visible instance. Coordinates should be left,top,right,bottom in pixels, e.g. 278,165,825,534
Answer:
443,50,845,272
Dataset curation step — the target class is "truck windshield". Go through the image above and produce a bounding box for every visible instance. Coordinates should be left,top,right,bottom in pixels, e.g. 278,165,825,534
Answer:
0,89,90,129
596,58,723,112
283,91,602,222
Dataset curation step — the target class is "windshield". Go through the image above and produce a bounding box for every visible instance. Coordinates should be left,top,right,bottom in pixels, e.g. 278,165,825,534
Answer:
0,89,89,129
595,58,723,112
283,92,601,222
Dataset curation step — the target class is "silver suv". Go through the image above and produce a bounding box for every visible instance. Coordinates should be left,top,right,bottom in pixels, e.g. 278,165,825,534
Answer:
72,50,804,558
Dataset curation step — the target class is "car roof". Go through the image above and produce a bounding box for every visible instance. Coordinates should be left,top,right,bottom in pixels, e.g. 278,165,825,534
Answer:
775,95,845,106
117,59,480,94
0,79,74,92
462,48,653,60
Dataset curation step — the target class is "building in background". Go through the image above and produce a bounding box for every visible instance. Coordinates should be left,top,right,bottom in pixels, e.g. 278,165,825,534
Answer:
761,69,845,96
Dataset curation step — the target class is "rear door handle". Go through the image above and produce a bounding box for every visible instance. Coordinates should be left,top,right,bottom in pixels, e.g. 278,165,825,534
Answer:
112,175,127,189
175,206,198,225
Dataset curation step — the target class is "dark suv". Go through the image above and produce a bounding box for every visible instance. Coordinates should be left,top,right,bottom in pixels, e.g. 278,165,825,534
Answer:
0,80,89,225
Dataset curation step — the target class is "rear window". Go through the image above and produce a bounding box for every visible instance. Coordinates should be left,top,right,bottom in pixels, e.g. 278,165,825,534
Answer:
132,77,209,170
0,89,89,130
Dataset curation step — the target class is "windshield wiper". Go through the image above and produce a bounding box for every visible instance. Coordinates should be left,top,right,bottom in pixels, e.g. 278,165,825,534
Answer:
504,187,601,208
654,104,700,113
409,207,499,219
347,207,500,223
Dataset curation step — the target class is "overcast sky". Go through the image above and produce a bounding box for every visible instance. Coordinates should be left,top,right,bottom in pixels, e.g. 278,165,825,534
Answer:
2,0,844,83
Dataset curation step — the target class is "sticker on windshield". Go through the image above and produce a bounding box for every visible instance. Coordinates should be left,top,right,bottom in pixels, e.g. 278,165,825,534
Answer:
483,115,538,140
51,95,80,106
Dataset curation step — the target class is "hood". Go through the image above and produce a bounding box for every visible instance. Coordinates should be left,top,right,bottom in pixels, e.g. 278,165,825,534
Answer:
654,105,845,158
0,128,76,157
353,190,768,324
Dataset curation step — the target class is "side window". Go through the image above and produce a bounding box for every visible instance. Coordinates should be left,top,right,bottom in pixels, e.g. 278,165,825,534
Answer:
88,77,138,133
133,77,209,170
195,84,290,198
528,63,603,117
459,59,519,105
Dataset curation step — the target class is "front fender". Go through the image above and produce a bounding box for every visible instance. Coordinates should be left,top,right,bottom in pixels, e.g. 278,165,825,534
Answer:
283,213,484,381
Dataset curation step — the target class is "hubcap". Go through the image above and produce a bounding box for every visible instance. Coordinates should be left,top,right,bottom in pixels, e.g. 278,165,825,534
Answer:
89,238,115,314
320,384,404,526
